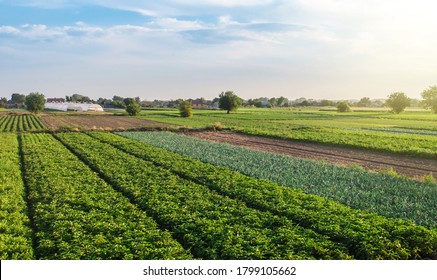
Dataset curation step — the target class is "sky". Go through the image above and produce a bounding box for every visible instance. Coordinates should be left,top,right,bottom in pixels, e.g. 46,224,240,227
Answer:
1,0,437,101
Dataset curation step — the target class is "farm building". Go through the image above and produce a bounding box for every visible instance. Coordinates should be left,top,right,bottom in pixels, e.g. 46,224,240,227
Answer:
45,102,104,112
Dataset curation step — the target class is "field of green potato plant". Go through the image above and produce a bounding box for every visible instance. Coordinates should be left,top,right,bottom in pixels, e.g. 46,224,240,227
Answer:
1,129,436,260
20,133,190,260
0,115,46,132
0,134,34,259
117,131,437,229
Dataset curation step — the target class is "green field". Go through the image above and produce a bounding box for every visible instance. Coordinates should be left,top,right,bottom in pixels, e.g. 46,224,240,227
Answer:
0,114,46,132
116,131,437,228
1,109,436,260
137,108,437,158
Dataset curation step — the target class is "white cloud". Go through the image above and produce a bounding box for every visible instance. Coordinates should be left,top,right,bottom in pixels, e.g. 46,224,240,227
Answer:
150,18,208,32
2,0,437,99
169,0,275,7
0,26,20,35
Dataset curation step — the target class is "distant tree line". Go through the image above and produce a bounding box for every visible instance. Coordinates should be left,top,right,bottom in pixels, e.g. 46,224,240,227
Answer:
2,86,437,115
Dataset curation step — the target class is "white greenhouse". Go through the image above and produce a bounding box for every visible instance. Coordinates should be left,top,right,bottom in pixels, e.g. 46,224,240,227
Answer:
45,102,104,112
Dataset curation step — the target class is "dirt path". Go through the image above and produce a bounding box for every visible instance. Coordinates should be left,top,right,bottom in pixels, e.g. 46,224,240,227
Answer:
185,131,437,179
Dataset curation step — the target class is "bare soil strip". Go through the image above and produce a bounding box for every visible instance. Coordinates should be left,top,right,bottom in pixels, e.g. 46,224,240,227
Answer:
185,131,437,179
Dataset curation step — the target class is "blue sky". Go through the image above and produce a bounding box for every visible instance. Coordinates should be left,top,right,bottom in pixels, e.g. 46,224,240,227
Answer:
1,0,436,100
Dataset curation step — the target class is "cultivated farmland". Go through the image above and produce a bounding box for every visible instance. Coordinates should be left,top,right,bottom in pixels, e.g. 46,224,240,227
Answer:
138,108,437,158
40,114,173,131
115,131,437,229
1,109,436,260
0,114,46,132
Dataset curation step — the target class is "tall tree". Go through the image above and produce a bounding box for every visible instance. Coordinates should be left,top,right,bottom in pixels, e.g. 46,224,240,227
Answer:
277,96,289,107
385,92,410,114
0,97,7,108
421,86,437,113
357,97,372,107
11,93,26,108
218,91,243,114
25,92,45,113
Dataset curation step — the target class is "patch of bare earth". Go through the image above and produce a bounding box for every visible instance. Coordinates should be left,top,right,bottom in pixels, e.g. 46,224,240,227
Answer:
40,115,173,131
185,131,437,180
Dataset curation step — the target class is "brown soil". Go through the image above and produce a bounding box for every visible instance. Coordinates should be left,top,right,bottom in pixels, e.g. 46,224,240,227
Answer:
40,115,173,131
185,131,437,180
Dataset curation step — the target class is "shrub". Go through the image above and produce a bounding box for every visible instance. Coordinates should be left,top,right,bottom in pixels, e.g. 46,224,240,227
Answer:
179,100,193,118
337,101,351,112
125,102,141,116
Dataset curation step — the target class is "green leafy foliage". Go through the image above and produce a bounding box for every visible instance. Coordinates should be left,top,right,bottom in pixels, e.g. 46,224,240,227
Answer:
179,100,193,118
421,86,437,113
218,91,242,114
125,102,141,116
56,132,353,260
0,134,34,260
21,133,190,260
0,115,46,132
118,131,437,230
337,101,351,112
25,92,46,114
386,92,411,114
94,131,437,259
137,108,437,158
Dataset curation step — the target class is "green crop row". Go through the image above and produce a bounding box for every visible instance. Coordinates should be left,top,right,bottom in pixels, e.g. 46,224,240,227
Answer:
20,133,190,260
360,127,437,136
0,133,34,260
0,115,46,132
118,131,437,229
138,108,437,158
90,131,437,259
56,132,354,260
240,126,437,159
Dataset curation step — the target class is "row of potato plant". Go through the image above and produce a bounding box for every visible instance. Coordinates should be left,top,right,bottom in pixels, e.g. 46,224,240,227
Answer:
20,133,190,260
117,131,437,229
88,131,437,260
0,115,46,132
56,132,353,260
0,133,34,259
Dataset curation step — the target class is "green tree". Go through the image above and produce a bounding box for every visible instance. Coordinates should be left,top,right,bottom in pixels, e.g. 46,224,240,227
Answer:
421,86,437,113
123,98,136,106
277,96,289,107
337,101,351,112
179,100,193,118
11,93,26,108
0,97,7,108
25,92,45,113
218,91,243,114
357,97,372,107
70,94,91,103
385,92,410,114
125,102,141,116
